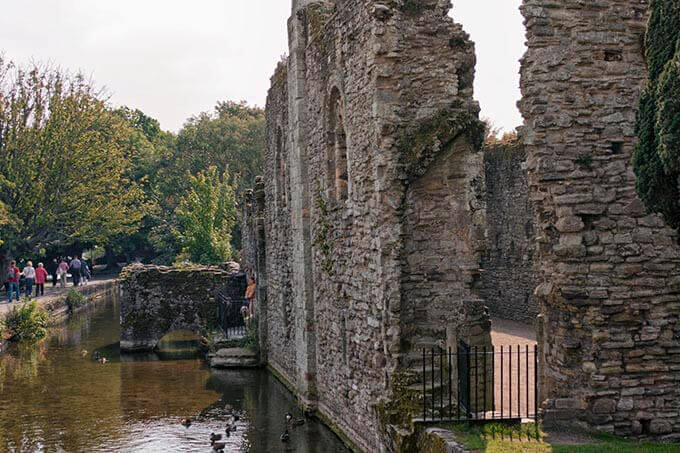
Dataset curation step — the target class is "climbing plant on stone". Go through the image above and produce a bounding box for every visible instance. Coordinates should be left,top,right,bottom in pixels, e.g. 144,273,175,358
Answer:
633,0,680,229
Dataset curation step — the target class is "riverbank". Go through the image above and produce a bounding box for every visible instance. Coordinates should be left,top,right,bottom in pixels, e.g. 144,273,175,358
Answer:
0,276,118,348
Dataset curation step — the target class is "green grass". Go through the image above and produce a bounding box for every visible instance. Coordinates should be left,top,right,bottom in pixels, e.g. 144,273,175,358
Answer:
449,423,680,453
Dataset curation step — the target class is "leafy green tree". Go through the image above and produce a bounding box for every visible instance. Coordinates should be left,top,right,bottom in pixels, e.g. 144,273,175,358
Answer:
633,0,680,228
151,100,264,256
0,58,147,275
103,107,178,266
174,166,237,265
174,100,264,197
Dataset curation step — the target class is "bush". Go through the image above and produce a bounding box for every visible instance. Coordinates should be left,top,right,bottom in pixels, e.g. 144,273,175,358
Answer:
4,301,50,342
64,289,86,312
244,316,258,350
633,0,680,228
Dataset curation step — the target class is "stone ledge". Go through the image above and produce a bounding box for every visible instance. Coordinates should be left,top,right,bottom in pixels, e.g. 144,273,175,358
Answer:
419,427,468,453
210,347,259,369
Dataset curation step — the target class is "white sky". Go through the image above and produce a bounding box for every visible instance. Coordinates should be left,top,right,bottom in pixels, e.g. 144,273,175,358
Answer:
0,0,525,133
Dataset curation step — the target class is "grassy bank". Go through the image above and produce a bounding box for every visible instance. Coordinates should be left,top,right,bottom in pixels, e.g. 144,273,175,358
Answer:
447,422,680,453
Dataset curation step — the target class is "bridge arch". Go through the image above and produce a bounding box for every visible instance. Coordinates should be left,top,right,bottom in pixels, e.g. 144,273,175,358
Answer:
119,264,244,352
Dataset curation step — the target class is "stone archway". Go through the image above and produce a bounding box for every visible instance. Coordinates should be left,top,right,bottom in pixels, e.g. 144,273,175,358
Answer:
119,264,243,352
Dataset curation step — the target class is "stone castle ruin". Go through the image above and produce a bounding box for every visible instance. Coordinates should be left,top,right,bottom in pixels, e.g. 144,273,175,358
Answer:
242,0,680,450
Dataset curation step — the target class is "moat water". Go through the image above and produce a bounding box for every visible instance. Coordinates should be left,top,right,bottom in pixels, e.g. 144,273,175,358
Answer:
0,292,349,452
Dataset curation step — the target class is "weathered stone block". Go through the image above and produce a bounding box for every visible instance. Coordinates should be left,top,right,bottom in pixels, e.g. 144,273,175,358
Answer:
592,399,617,414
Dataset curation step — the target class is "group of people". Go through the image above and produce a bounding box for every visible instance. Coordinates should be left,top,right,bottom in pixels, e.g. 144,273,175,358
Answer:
5,256,92,303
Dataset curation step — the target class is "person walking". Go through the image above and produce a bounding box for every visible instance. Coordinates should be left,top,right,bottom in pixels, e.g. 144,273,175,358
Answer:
57,258,69,288
47,258,58,287
81,260,91,285
6,260,20,303
69,256,82,287
22,261,36,299
35,263,48,297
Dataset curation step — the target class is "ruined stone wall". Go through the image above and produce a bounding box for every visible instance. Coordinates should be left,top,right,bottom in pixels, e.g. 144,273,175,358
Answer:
260,62,297,382
521,0,680,439
241,177,268,361
300,4,387,449
387,0,490,366
119,264,241,352
248,0,493,451
481,143,538,323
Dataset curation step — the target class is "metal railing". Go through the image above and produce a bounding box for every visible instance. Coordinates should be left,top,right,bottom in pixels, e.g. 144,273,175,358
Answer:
216,290,248,339
420,343,538,423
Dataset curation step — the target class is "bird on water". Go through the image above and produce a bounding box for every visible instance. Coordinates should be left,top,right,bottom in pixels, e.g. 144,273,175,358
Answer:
210,432,223,443
280,429,290,443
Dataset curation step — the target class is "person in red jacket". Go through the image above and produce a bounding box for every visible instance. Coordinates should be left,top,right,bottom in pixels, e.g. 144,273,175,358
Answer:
6,260,20,303
34,262,48,297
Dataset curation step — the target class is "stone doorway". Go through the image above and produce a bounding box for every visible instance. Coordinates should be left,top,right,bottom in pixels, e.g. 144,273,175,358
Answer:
491,318,537,419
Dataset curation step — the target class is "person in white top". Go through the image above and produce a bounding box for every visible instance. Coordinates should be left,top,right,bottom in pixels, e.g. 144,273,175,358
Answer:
22,261,36,299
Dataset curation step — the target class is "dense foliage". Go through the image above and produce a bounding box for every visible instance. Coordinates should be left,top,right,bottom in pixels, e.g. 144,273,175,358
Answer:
65,288,86,312
0,56,264,269
113,101,264,265
4,301,50,342
175,166,237,265
633,0,680,228
0,58,147,258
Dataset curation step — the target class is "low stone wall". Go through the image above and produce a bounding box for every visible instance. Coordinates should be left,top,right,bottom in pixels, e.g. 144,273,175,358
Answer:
0,278,119,352
481,143,538,323
44,279,119,324
119,264,244,352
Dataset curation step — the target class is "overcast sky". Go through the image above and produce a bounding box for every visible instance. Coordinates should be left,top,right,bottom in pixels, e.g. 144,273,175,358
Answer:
0,0,525,133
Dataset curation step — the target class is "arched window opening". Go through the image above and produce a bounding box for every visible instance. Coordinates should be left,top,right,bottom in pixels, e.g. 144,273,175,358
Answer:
327,87,349,201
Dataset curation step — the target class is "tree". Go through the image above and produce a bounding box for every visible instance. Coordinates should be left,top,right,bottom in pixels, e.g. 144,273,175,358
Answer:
103,107,177,266
0,57,147,276
174,100,264,197
174,166,237,265
157,100,264,253
633,0,680,229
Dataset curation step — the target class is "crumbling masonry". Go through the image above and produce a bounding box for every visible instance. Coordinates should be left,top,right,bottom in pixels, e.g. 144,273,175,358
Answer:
521,0,679,438
242,0,680,450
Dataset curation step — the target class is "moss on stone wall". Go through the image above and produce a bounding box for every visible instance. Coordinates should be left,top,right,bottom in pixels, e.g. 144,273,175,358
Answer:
374,371,423,451
313,191,335,276
306,2,333,40
398,103,485,181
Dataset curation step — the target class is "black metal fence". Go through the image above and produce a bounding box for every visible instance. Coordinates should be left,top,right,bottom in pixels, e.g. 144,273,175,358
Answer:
420,343,538,423
216,290,248,339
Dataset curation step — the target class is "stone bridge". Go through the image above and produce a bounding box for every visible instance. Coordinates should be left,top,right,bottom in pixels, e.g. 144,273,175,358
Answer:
119,264,244,352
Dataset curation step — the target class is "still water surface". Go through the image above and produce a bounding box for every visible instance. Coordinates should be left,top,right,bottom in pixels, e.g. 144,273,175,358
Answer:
0,292,349,453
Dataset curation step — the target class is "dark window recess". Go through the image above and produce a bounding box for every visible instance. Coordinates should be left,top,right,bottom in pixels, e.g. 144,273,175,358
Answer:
604,49,623,61
610,142,624,154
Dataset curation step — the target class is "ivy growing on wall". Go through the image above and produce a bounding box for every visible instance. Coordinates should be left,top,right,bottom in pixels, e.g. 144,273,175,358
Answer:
313,190,335,276
633,0,680,229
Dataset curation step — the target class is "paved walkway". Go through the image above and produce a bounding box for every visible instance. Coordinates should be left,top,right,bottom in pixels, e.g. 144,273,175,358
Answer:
0,275,116,317
490,318,537,346
490,318,538,419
